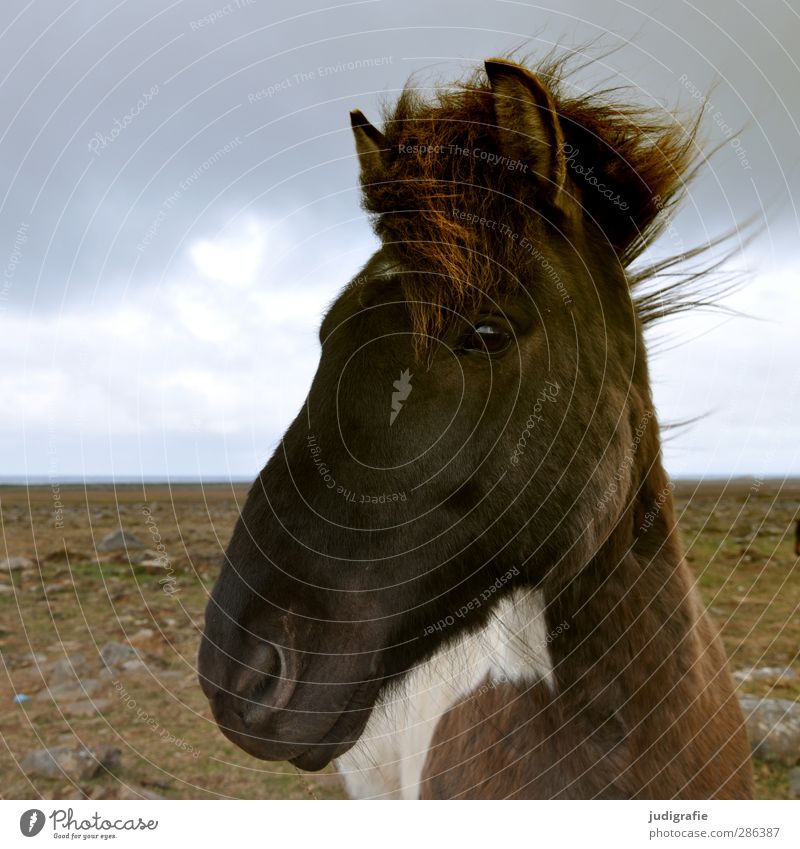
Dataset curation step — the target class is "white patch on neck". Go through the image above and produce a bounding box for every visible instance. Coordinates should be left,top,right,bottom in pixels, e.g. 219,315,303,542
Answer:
335,588,554,799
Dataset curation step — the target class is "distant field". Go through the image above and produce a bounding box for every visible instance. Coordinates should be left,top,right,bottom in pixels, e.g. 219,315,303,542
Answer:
0,479,797,799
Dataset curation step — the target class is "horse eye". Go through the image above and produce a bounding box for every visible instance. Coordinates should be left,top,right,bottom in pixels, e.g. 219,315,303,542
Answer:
462,322,512,355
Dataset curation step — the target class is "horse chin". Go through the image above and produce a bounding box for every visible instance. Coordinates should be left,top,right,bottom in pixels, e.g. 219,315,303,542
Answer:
288,682,381,771
214,676,382,771
287,727,364,771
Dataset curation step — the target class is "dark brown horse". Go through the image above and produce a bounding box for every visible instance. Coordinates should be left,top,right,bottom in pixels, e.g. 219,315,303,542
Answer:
198,54,753,799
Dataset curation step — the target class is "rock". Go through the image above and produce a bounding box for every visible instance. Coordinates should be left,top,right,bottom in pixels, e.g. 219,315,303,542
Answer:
112,785,164,800
790,767,800,799
48,639,83,653
733,666,799,685
97,529,144,552
100,641,140,671
0,583,14,594
156,670,186,686
0,556,34,572
36,678,103,703
20,745,121,780
84,784,164,800
130,549,162,565
739,696,800,765
62,786,86,800
49,654,91,685
63,698,112,718
129,628,156,644
139,558,171,573
42,580,74,595
129,628,167,656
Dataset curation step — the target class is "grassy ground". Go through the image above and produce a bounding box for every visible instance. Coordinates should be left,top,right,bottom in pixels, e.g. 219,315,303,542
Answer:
673,479,800,798
0,479,797,799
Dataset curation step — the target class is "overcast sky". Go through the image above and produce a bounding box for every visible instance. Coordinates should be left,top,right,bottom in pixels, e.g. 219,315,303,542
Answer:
1,0,798,481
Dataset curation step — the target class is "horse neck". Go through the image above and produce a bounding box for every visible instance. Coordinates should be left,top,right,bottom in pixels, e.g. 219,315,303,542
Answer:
543,461,708,706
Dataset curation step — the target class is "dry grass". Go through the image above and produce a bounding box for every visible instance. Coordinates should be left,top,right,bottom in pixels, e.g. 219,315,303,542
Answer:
0,479,797,799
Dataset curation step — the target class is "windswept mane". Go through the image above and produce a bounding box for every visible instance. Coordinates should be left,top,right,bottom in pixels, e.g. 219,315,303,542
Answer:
356,54,715,344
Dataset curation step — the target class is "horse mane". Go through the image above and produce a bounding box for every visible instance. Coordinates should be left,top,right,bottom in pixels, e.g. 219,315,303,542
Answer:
356,53,736,345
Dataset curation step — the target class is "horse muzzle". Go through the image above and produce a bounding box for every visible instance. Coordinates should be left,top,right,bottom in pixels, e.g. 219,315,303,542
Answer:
198,630,384,770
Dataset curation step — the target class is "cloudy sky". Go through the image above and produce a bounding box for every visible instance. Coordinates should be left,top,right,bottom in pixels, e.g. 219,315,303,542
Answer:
1,0,798,481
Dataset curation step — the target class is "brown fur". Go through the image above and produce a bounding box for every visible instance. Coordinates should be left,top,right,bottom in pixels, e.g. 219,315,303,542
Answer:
357,55,699,349
347,55,754,799
419,408,752,799
200,53,755,800
420,552,753,799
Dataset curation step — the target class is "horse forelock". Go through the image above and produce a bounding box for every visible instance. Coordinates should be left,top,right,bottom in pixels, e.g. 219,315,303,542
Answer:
356,55,705,351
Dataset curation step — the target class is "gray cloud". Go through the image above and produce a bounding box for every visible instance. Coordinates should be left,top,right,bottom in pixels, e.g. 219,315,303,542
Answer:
2,0,798,477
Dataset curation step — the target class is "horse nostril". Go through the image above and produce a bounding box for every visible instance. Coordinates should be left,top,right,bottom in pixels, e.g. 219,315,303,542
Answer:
232,641,296,718
198,635,226,702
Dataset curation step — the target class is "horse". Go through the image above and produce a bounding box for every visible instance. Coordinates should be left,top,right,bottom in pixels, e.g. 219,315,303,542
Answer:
198,54,754,799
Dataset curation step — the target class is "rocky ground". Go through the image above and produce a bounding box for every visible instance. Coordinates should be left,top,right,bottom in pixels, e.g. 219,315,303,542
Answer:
0,479,797,799
0,483,343,800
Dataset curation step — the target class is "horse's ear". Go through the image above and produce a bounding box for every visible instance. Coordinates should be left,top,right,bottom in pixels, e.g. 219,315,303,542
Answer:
485,59,567,204
350,109,388,185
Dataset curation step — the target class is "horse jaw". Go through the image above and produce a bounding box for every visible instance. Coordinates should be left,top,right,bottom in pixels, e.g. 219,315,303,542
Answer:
335,588,554,799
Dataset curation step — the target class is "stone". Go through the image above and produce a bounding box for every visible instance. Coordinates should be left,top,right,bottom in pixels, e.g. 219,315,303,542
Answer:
36,678,103,703
20,744,121,780
49,654,91,685
87,784,164,800
97,529,144,552
139,558,171,573
42,581,74,595
129,628,156,644
113,785,164,800
739,696,800,765
48,639,82,653
130,549,162,566
0,556,34,572
100,641,140,670
63,788,88,800
733,666,799,685
129,628,168,657
63,698,112,718
155,670,186,686
789,767,800,799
